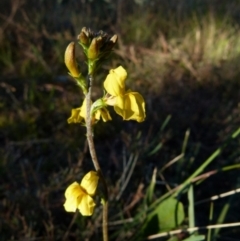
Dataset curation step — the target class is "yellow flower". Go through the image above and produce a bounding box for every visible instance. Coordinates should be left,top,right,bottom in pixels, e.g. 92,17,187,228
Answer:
67,107,84,124
63,171,99,216
104,66,146,122
67,99,111,124
114,91,146,122
67,99,87,124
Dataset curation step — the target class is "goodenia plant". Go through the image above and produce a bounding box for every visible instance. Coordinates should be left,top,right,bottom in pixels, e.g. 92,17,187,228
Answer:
63,27,146,241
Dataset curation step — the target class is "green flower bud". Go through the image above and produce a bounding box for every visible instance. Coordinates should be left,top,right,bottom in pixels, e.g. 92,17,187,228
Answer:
88,37,100,60
78,28,89,46
81,27,91,38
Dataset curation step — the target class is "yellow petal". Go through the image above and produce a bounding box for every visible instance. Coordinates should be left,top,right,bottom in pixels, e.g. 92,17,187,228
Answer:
63,182,85,212
103,66,127,96
67,107,83,124
95,108,112,122
114,92,146,122
79,98,87,119
128,92,146,122
112,66,127,80
100,108,112,122
80,171,99,196
67,99,89,124
77,194,96,216
105,95,116,106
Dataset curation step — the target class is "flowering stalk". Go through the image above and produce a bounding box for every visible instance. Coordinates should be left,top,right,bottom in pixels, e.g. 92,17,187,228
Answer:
63,27,146,241
81,27,118,241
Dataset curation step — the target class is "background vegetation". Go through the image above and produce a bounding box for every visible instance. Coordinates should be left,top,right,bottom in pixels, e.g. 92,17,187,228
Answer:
0,0,240,240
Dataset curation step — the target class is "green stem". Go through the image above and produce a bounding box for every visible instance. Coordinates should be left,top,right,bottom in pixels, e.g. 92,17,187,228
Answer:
85,74,109,241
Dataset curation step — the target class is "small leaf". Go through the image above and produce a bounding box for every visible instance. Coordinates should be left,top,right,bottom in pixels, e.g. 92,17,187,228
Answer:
143,197,185,236
157,197,185,231
183,235,205,241
167,236,179,241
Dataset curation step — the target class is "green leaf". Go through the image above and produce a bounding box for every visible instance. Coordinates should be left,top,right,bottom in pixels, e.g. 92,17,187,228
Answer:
183,235,205,241
143,197,185,236
147,142,162,156
167,236,179,241
157,198,185,231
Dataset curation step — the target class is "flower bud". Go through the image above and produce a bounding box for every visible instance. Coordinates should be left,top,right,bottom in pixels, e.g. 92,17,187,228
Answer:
82,27,90,38
88,37,100,60
64,42,80,77
78,29,89,46
76,27,118,64
99,34,118,53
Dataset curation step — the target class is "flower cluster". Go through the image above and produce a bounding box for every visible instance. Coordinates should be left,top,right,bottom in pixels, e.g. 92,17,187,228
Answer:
64,28,146,217
67,99,112,125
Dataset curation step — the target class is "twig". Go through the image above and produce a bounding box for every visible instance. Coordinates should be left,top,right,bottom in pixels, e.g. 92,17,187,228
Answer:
147,222,240,239
195,188,240,205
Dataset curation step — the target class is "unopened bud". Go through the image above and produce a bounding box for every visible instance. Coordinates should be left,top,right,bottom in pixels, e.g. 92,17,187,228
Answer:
100,34,118,53
64,42,80,77
78,29,89,46
88,37,100,60
82,27,90,37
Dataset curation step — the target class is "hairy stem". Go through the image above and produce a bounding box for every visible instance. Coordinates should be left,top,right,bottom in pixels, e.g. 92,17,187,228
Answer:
86,74,109,241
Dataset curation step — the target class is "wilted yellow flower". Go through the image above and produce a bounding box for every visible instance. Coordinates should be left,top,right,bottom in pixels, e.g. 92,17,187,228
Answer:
67,98,111,124
63,171,99,216
104,66,146,122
